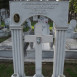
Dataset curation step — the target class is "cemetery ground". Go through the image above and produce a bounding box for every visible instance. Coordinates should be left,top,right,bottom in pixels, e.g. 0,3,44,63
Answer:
0,61,77,77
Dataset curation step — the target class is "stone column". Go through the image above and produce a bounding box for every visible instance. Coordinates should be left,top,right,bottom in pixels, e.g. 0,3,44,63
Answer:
52,27,68,77
11,26,25,77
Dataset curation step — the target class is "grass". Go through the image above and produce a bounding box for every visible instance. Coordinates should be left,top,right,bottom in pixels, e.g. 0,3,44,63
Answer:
0,62,77,77
64,63,77,77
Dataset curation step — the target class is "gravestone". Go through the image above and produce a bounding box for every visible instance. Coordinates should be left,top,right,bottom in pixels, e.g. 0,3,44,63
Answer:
4,18,10,26
26,18,32,28
25,22,53,77
66,19,76,38
1,9,6,21
10,1,69,77
42,18,50,35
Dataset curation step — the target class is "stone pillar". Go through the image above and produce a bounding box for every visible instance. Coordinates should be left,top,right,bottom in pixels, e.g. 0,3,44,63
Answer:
11,26,25,77
52,27,68,77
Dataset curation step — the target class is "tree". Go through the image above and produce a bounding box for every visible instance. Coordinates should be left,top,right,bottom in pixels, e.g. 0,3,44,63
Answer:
69,0,77,20
0,0,9,9
73,0,77,13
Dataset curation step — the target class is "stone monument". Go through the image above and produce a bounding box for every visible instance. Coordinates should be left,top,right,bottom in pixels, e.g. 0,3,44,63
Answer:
10,1,69,77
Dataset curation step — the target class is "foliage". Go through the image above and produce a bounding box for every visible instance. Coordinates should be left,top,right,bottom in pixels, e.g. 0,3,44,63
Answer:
23,27,30,32
0,21,5,27
69,0,77,13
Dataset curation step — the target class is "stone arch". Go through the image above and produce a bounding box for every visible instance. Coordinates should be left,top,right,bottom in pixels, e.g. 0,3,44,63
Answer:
10,1,69,77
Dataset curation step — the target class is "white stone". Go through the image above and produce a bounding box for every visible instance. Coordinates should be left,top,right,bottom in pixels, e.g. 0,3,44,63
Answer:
26,18,31,28
1,9,6,21
10,1,69,27
4,18,10,26
33,16,38,21
10,1,69,77
11,74,19,77
25,22,53,76
58,75,65,77
66,19,76,38
66,39,77,50
70,19,76,29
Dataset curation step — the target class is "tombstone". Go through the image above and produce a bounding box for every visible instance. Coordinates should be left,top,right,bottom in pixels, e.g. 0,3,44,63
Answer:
42,18,50,35
39,17,53,48
10,1,69,77
26,18,32,28
66,19,76,38
24,22,53,77
1,9,6,21
70,19,76,29
4,18,10,26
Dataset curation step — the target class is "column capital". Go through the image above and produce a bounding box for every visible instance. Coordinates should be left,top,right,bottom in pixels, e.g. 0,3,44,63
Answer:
55,26,68,31
10,26,23,30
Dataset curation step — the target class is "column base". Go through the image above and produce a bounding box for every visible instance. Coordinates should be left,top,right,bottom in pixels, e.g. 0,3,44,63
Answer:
11,74,19,77
33,74,44,77
58,75,66,77
51,74,65,77
51,74,53,77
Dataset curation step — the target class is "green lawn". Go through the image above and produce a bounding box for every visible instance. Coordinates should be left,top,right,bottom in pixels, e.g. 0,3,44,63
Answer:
0,62,77,77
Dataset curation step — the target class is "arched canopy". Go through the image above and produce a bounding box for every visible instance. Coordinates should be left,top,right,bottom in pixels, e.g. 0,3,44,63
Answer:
10,1,69,27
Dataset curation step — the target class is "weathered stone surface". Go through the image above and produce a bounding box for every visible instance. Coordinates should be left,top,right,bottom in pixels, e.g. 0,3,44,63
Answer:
10,1,69,27
66,39,77,50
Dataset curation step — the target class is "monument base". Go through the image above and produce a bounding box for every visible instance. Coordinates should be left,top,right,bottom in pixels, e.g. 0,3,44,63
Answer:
33,74,44,77
58,75,66,77
52,74,65,77
52,74,53,77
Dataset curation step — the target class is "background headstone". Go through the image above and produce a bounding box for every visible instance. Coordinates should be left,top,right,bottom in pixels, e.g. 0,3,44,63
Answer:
26,19,31,28
4,18,10,26
66,19,76,38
